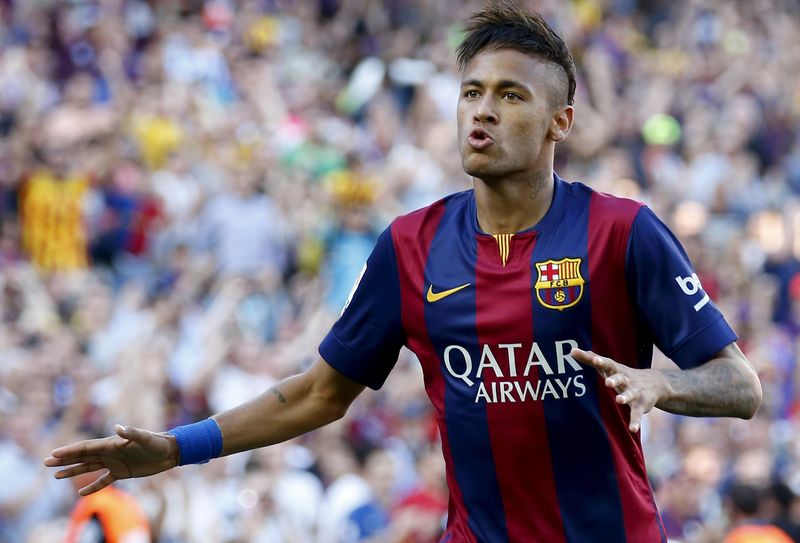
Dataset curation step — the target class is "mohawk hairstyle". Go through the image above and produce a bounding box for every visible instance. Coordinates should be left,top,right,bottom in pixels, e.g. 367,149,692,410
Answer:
456,1,576,106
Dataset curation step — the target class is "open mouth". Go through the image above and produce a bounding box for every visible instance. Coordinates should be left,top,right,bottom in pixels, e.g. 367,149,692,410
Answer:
467,128,494,150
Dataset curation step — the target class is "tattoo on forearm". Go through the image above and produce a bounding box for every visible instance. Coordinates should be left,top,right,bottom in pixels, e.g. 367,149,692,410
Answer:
657,359,756,418
269,387,287,404
528,170,549,199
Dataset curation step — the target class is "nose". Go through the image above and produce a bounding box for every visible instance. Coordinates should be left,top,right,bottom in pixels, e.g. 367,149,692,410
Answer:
474,97,498,124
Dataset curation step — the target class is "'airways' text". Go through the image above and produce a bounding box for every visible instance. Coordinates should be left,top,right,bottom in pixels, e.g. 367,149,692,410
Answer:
474,375,586,403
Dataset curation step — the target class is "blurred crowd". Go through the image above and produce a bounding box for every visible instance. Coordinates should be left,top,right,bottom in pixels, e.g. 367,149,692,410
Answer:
1,0,800,541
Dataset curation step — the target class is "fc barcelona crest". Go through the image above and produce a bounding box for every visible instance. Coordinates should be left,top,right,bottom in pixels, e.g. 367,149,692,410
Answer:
534,258,585,310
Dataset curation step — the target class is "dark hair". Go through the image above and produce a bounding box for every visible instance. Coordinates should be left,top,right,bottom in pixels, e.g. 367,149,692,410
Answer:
456,1,576,106
728,482,763,516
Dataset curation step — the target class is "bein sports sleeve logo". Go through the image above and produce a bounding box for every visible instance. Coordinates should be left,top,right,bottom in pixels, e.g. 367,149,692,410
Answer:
341,263,367,316
675,273,710,311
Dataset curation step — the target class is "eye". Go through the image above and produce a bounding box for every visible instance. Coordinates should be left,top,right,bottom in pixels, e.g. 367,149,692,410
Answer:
463,89,480,99
503,92,522,101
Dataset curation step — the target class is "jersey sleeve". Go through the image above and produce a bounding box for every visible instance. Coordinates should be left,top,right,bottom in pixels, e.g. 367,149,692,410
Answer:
319,225,404,389
625,206,736,369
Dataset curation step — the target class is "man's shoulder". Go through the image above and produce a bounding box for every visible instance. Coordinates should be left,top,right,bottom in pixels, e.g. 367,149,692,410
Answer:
565,180,645,224
390,190,471,239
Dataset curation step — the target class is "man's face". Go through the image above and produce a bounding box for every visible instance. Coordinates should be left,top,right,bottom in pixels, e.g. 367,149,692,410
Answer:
44,145,71,175
457,48,562,181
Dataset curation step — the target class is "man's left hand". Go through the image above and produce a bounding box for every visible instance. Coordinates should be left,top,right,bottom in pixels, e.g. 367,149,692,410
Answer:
570,348,668,433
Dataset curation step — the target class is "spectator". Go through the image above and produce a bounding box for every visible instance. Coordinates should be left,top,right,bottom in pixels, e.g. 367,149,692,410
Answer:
724,482,794,543
200,163,289,279
63,469,151,543
19,144,91,271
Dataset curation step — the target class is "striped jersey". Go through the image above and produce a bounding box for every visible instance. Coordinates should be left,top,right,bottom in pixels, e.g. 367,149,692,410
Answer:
20,169,90,271
319,174,736,543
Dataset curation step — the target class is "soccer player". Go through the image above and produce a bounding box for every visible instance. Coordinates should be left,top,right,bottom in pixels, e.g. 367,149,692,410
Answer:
64,469,151,543
46,3,762,542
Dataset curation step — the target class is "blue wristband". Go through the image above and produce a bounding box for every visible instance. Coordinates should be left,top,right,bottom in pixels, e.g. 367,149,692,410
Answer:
167,418,223,466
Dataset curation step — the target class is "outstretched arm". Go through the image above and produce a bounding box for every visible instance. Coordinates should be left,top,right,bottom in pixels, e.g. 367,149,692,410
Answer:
45,358,365,495
572,342,762,433
215,357,365,455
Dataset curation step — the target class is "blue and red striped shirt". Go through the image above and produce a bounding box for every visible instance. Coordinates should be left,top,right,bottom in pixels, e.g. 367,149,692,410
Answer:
320,174,736,543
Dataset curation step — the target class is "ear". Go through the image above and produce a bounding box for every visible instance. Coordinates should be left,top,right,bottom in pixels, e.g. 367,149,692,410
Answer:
548,105,573,143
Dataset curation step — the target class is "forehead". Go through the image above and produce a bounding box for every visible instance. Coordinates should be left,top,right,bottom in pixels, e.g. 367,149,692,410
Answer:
460,48,553,89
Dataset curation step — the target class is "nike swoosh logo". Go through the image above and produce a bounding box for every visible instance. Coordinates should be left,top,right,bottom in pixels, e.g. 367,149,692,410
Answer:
426,283,471,303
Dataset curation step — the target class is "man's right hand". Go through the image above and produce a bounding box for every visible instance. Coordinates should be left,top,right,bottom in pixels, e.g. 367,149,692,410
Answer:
44,425,179,495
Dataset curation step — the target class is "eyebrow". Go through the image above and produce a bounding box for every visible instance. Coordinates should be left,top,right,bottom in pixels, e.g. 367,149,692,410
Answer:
461,79,532,93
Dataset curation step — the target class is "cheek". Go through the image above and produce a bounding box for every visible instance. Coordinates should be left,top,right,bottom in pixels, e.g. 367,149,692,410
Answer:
508,120,537,146
456,101,469,132
511,116,548,145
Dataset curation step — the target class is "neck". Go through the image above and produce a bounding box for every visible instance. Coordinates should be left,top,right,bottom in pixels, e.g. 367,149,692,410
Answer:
473,168,554,234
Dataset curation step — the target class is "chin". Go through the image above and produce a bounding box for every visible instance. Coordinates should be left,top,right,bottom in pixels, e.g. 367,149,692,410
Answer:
463,157,504,180
462,152,486,171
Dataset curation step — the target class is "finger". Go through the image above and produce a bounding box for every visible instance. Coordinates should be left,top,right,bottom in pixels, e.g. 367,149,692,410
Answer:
50,437,114,459
571,349,616,375
79,471,117,496
45,456,73,467
45,455,101,468
605,374,629,390
616,389,636,405
115,424,150,443
628,405,644,433
55,463,107,480
50,442,90,459
570,348,596,365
